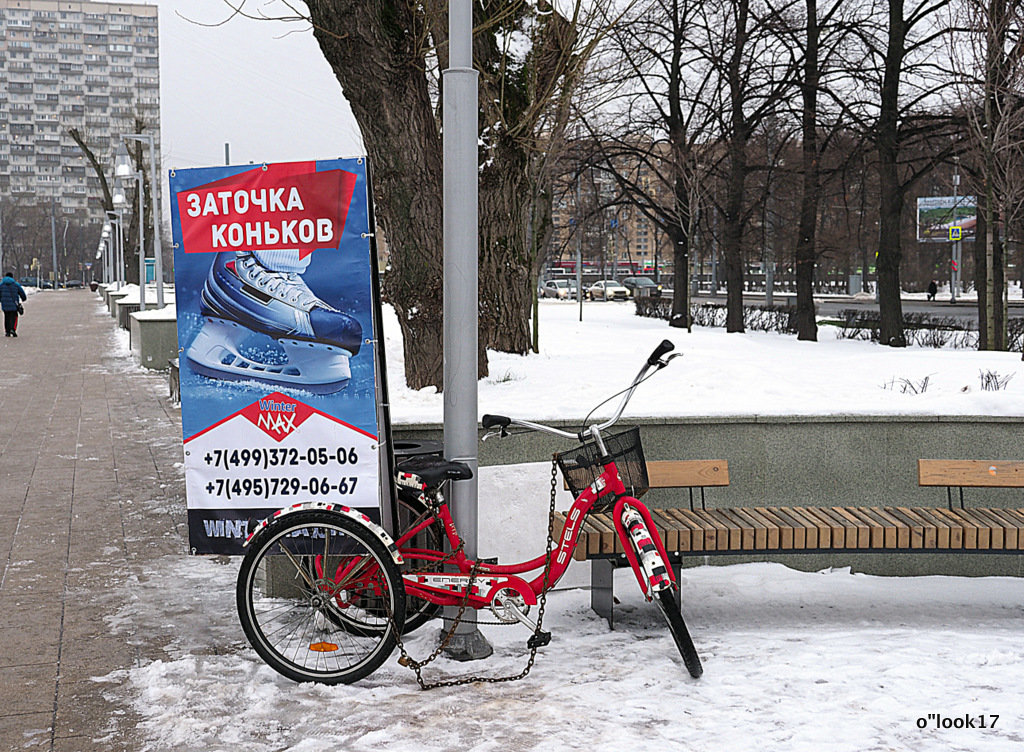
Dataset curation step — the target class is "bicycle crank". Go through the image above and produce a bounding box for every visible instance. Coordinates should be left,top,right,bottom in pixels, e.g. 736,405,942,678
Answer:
491,588,552,648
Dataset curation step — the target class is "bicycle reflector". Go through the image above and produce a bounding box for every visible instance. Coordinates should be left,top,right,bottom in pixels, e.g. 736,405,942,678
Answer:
308,642,340,653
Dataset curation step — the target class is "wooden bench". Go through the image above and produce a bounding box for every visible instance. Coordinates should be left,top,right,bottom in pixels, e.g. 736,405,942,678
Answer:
554,459,1024,627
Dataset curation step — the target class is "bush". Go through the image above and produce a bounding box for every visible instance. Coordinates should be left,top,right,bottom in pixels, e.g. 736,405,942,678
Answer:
640,300,797,334
835,309,982,349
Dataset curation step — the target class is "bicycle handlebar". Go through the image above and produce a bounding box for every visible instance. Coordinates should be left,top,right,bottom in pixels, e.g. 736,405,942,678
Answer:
481,341,678,444
648,339,675,365
481,414,511,430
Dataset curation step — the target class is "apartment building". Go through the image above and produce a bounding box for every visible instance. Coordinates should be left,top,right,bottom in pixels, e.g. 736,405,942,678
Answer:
0,0,159,217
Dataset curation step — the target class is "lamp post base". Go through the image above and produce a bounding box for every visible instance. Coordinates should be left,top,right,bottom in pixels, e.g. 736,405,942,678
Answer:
440,626,494,662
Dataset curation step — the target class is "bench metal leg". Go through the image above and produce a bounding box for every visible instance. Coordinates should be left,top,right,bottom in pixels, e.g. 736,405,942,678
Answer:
591,559,615,629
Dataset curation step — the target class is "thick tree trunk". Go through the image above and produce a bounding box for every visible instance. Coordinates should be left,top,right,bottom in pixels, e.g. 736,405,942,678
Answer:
310,2,445,390
794,0,819,341
668,224,691,329
669,167,691,329
723,0,750,334
876,0,906,347
479,140,531,360
723,143,747,333
977,199,1006,350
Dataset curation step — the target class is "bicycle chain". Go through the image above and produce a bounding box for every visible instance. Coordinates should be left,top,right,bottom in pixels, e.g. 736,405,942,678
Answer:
389,457,560,690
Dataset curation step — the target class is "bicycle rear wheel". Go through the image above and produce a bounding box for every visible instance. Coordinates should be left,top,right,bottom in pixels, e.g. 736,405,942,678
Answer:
655,588,703,679
236,509,405,685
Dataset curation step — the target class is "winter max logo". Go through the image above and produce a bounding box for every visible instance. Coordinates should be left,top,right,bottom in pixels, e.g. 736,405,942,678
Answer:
240,392,314,441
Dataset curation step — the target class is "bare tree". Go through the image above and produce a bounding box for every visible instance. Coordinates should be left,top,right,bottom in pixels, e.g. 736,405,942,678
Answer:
950,0,1024,351
299,1,595,388
697,0,799,332
787,0,865,340
69,115,154,285
580,0,721,330
851,0,960,347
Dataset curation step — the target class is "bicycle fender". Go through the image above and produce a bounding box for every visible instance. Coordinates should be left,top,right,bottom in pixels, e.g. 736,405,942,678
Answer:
242,501,404,566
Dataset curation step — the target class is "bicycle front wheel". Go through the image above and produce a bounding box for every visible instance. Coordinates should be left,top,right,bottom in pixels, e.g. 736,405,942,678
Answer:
656,588,703,679
236,509,406,685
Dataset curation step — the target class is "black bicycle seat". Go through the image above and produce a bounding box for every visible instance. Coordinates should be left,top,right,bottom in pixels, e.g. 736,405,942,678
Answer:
395,455,473,487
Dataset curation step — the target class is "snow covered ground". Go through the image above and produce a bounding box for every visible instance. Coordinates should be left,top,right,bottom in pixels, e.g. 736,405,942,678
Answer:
100,299,1024,751
386,300,1024,423
100,553,1024,752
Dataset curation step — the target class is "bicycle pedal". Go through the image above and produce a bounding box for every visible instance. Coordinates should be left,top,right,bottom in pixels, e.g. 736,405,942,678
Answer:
527,631,551,649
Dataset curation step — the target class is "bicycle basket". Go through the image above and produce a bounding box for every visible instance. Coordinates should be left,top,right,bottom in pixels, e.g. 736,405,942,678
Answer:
555,427,649,507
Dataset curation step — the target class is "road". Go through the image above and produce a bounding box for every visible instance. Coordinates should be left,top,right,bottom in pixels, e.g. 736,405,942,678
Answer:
689,291,1024,325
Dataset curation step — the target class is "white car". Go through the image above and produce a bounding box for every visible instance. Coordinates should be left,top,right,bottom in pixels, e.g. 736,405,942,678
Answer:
588,280,629,301
540,279,579,300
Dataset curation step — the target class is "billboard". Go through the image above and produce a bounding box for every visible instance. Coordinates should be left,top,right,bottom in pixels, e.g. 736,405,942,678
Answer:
917,195,977,242
170,158,383,554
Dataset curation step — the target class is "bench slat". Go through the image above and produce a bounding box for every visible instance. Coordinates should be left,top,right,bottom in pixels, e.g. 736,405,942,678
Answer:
663,508,700,552
792,507,830,548
985,508,1024,548
678,508,718,550
918,459,1024,487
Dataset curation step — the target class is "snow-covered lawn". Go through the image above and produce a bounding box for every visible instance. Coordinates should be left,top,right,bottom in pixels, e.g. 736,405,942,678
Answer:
385,301,1024,424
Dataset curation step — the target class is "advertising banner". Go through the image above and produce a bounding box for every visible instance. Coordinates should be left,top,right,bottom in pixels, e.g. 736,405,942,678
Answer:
917,195,977,242
170,158,382,554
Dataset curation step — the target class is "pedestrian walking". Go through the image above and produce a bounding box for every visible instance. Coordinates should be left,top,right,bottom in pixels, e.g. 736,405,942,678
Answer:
927,280,937,301
1,271,27,337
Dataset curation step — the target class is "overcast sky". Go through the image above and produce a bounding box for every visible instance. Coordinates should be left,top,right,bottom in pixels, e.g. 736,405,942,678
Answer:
156,0,363,172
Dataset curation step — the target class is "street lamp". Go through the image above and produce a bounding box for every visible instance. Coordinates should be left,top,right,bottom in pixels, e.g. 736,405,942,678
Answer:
116,143,146,310
110,178,126,290
122,133,164,309
101,223,111,284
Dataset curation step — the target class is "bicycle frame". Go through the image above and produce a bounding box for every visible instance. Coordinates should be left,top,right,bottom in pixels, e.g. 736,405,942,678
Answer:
238,340,704,685
385,456,677,612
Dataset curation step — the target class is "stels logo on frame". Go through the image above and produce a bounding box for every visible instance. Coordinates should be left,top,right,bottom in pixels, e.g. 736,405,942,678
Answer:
240,392,314,441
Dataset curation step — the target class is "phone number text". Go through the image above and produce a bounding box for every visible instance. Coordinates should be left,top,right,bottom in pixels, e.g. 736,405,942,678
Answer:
203,446,360,471
204,476,360,501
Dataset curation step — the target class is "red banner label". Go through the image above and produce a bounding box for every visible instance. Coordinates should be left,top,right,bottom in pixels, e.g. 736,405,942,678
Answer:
176,162,358,258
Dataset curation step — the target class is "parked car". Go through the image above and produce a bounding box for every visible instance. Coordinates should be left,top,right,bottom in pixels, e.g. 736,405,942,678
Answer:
65,279,84,289
20,276,38,287
540,278,580,300
588,279,629,301
620,276,665,298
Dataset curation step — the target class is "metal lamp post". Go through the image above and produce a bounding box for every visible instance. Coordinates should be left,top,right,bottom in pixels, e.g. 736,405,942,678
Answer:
441,0,491,661
122,133,163,308
109,177,126,290
101,224,111,284
116,143,145,310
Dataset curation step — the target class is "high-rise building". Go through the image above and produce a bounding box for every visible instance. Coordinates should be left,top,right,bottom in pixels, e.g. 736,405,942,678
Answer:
0,0,159,217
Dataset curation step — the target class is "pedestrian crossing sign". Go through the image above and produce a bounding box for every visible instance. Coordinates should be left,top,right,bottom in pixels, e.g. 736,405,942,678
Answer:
949,226,962,241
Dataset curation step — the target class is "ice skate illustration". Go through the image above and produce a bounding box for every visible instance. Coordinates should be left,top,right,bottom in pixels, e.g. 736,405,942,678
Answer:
186,250,362,394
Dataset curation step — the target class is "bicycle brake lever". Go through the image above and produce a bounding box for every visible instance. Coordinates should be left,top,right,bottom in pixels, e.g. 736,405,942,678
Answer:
659,352,684,367
481,428,508,442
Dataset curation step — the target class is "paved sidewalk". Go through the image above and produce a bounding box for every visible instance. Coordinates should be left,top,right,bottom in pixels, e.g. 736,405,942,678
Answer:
0,290,187,751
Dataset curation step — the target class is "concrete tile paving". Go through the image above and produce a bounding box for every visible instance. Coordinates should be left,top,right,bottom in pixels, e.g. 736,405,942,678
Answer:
0,290,187,752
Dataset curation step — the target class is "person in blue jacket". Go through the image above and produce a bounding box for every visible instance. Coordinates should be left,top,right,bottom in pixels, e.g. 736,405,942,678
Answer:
1,271,27,337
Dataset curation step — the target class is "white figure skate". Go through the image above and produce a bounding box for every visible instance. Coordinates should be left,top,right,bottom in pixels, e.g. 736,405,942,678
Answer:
186,251,362,394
